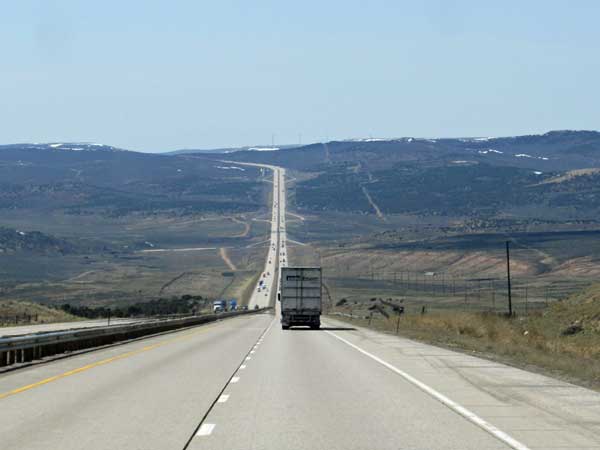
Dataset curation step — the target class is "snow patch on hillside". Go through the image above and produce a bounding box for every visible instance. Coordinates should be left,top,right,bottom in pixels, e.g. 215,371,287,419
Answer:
247,147,280,152
515,153,549,161
478,149,503,155
216,165,245,171
22,143,124,152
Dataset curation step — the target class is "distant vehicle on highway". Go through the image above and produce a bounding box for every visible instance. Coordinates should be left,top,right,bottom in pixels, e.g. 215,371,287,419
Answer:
229,299,237,311
213,300,227,313
279,267,322,330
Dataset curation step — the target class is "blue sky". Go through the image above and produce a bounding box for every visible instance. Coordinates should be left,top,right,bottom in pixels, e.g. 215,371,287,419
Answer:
1,1,599,152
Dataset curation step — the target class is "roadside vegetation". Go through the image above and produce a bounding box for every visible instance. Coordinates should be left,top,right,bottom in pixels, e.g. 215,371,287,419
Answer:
0,300,80,326
60,295,209,318
330,284,600,390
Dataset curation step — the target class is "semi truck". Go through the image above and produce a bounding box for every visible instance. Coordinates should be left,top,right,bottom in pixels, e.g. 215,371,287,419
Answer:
213,300,226,313
279,267,322,330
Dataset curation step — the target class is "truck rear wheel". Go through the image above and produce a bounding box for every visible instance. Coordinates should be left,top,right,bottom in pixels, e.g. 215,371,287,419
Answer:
282,325,290,330
310,322,320,330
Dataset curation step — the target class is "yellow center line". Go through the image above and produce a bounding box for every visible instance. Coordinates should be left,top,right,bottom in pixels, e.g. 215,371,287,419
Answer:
0,323,220,400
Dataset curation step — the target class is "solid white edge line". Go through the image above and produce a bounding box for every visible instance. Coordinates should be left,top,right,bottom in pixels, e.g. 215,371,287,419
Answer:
196,423,215,436
217,394,229,403
323,330,531,450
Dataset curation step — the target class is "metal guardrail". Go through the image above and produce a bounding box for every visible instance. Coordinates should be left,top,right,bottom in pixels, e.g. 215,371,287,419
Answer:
0,308,272,369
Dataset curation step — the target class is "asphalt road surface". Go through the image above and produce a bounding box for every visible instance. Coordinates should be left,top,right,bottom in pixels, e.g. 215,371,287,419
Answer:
2,164,599,449
0,314,272,450
242,163,285,309
0,318,150,338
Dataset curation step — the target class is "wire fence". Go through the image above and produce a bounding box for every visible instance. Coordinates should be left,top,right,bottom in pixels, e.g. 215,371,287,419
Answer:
0,314,40,326
322,271,591,317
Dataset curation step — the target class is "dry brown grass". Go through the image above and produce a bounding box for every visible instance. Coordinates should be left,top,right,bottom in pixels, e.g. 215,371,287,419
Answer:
536,168,600,185
0,300,80,326
331,284,600,390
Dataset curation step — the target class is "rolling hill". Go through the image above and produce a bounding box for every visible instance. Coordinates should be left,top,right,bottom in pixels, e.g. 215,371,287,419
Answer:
0,143,265,216
216,130,600,221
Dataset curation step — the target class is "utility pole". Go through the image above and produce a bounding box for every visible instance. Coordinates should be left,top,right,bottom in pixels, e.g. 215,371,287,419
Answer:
506,241,513,316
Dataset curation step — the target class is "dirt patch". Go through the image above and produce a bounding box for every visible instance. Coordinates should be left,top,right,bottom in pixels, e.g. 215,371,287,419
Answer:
219,247,237,271
322,249,537,277
552,257,600,277
230,216,251,238
536,168,600,185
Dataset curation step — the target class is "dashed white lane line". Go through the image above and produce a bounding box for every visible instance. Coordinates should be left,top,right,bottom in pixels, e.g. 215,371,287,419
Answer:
193,318,274,443
250,350,256,354
324,330,531,450
196,423,216,436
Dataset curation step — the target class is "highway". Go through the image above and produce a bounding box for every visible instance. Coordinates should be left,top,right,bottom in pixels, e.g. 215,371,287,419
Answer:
1,165,600,449
246,164,285,309
0,318,150,338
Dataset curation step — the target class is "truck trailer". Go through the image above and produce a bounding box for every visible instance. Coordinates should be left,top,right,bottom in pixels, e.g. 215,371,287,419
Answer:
279,267,322,330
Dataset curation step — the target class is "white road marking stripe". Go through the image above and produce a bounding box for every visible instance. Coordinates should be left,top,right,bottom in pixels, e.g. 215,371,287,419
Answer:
245,356,251,360
196,423,215,436
250,350,255,354
230,376,240,384
217,394,229,403
324,330,531,450
240,364,247,369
